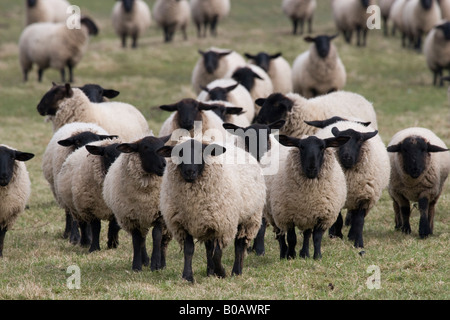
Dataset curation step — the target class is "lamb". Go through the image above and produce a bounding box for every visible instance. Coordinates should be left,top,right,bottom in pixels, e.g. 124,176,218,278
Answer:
158,138,266,282
25,0,70,26
387,127,450,238
379,0,396,36
197,78,255,123
191,47,246,94
281,0,317,35
0,145,34,257
254,91,378,139
111,0,151,48
153,0,190,42
424,21,450,86
332,0,377,46
268,134,349,259
292,34,347,98
308,118,391,248
190,0,230,37
244,52,293,94
36,83,150,141
103,135,172,271
19,16,99,82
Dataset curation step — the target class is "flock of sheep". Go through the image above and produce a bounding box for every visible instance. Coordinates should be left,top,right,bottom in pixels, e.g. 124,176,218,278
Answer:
0,0,449,283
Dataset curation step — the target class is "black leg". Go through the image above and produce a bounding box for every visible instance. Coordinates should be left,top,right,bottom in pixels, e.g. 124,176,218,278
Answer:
210,15,218,37
232,237,247,276
131,228,146,271
400,205,411,234
329,211,343,239
182,234,195,282
63,210,73,239
69,213,81,245
68,63,74,83
351,209,365,248
251,217,266,256
132,33,138,49
286,226,297,259
60,68,65,83
312,226,324,260
89,219,101,253
418,197,431,238
308,17,313,34
121,34,127,48
79,221,92,247
107,217,120,249
151,221,163,271
38,68,44,82
205,240,225,278
299,229,311,258
0,227,7,257
277,232,288,259
292,19,297,35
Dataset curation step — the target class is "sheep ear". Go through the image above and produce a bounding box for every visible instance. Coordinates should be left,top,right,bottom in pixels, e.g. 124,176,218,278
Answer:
14,151,35,162
270,52,282,59
324,136,350,148
277,135,300,147
157,145,174,158
224,107,244,115
85,145,105,156
65,83,74,98
198,102,220,111
387,143,402,153
252,70,264,80
357,121,371,127
116,143,138,153
159,103,178,112
98,135,119,141
159,134,172,144
304,36,316,43
58,138,75,147
255,98,266,107
102,89,120,99
304,119,328,129
362,130,378,141
329,33,339,41
427,143,449,153
244,53,256,59
199,85,210,93
222,123,241,132
268,120,286,130
218,50,232,57
331,126,341,137
52,81,58,87
225,83,239,92
198,49,206,56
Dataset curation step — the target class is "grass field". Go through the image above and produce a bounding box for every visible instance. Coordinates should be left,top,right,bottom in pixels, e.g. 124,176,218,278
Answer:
0,0,449,301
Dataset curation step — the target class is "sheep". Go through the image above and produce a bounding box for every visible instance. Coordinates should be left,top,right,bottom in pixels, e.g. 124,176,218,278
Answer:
36,83,150,141
244,52,293,94
103,135,172,271
281,0,317,35
387,127,450,238
402,0,442,50
111,0,151,48
153,0,190,42
389,0,409,39
25,0,70,26
191,47,246,95
292,34,347,98
190,0,230,37
19,16,99,83
379,0,396,36
254,91,378,139
268,134,349,259
332,0,377,46
424,21,450,86
158,138,266,282
438,0,450,19
197,78,255,123
307,118,391,248
0,145,34,257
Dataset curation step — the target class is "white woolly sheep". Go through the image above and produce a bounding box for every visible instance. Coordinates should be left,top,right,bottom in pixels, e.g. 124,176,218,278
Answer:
282,0,317,35
190,0,230,37
389,0,409,39
292,34,346,98
332,0,377,46
439,0,450,19
158,138,266,282
308,118,391,248
197,78,255,123
268,134,349,259
19,17,98,82
245,52,293,94
191,47,246,94
25,0,70,26
37,83,150,141
0,145,34,257
424,21,450,86
153,0,190,42
103,135,172,271
379,0,396,36
112,0,152,48
387,127,450,238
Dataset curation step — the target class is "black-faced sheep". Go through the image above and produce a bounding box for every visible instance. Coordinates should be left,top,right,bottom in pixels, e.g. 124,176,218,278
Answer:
282,0,317,35
25,0,71,26
190,0,230,37
153,0,190,42
424,21,450,86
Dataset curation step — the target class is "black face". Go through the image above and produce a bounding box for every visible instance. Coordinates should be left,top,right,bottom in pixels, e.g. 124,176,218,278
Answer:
27,0,37,8
361,0,370,8
78,84,120,103
210,104,243,121
436,22,450,41
86,143,122,173
58,132,118,150
123,0,134,13
37,83,73,116
305,34,338,59
231,67,263,92
0,146,34,187
200,50,232,74
254,93,294,125
201,83,238,102
420,0,433,10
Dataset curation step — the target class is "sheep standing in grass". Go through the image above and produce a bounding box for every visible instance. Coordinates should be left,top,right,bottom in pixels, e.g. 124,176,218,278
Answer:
103,135,172,271
112,0,152,48
158,138,266,281
292,34,346,98
282,0,317,35
0,145,34,257
379,0,396,36
389,0,409,40
153,0,190,42
424,21,450,86
25,0,70,25
190,0,230,37
387,127,450,238
19,17,98,82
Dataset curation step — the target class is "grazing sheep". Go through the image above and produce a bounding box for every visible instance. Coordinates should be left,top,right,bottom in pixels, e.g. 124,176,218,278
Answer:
153,0,190,42
389,0,409,39
191,47,246,94
245,52,293,94
0,145,34,257
19,17,98,82
439,0,450,18
36,83,150,141
190,0,230,37
424,21,450,86
197,78,255,123
254,91,378,138
282,0,317,35
292,34,347,98
269,134,349,259
158,138,266,281
332,0,376,46
387,127,450,238
309,118,391,248
103,135,172,271
25,0,70,25
111,0,152,48
379,0,396,36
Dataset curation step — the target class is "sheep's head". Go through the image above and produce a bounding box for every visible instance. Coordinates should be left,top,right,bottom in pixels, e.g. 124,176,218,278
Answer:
304,34,338,59
223,120,285,161
435,22,450,41
387,136,449,179
244,52,282,72
116,135,171,177
278,134,349,179
86,142,122,173
0,146,34,187
231,67,264,92
58,132,119,150
198,49,232,74
37,83,73,116
121,0,135,13
157,139,226,183
78,84,120,103
254,93,294,125
27,0,37,8
200,83,239,102
420,0,433,10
